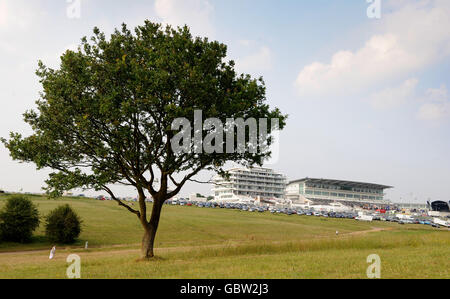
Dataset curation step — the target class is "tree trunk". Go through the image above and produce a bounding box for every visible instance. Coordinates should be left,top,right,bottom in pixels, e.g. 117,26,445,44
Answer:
141,226,156,258
141,199,163,259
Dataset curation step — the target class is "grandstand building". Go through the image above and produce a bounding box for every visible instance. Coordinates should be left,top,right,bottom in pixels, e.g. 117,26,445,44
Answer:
286,178,392,206
213,167,286,202
429,201,450,212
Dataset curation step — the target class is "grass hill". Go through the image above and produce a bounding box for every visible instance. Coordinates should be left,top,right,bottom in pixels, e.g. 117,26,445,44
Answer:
0,194,448,278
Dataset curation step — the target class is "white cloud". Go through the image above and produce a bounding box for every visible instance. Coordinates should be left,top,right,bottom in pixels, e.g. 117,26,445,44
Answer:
238,39,252,47
418,102,450,121
235,46,272,74
0,1,7,27
423,84,448,102
294,0,450,97
0,0,46,55
0,0,42,31
367,79,450,121
154,0,215,38
369,78,418,109
418,85,450,121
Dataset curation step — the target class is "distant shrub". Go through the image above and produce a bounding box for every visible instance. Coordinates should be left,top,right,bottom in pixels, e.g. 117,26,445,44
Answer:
45,205,82,244
0,196,40,243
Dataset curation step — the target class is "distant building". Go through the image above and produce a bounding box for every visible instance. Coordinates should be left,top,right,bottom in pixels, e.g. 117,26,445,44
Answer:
429,201,450,212
213,167,286,202
189,194,208,203
287,178,392,206
396,203,428,210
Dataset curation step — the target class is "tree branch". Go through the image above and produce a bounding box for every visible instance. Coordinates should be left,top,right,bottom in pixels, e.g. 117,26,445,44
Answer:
103,185,140,217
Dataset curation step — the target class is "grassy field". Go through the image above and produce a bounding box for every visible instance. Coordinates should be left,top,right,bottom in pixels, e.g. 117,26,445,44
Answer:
0,193,448,279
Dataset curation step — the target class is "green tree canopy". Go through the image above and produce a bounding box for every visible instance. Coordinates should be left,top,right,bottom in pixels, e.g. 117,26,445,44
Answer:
2,21,287,258
0,196,40,243
45,204,82,244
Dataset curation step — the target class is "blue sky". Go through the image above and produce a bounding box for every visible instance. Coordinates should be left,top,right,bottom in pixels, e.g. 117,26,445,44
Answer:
0,0,449,203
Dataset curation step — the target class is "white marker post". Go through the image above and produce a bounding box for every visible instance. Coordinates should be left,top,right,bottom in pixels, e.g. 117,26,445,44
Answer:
49,246,56,260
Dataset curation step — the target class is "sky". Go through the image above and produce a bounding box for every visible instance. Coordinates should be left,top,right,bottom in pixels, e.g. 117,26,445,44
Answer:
0,0,449,203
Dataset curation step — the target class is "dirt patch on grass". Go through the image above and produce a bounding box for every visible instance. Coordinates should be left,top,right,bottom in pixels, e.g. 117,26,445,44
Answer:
0,226,394,259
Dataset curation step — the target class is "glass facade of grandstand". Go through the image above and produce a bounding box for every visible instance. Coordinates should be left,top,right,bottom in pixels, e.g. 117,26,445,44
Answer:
213,168,286,201
287,178,392,204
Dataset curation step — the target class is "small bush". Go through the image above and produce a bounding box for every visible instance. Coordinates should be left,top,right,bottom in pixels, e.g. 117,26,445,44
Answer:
0,196,40,243
45,205,82,244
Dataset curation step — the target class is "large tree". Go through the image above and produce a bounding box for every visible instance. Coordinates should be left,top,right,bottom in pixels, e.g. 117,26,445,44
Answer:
2,21,287,259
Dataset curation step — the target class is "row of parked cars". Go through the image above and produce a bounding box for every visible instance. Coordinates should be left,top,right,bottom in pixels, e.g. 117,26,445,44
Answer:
384,217,443,228
166,200,361,219
165,199,448,228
